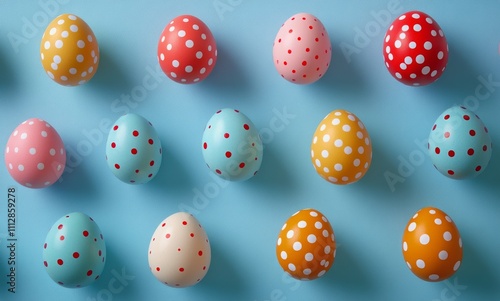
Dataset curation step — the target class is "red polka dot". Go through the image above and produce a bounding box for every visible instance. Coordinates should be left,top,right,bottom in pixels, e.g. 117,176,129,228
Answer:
198,251,203,256
432,124,437,131
203,266,206,270
287,49,292,54
288,29,293,33
444,132,450,138
475,165,482,172
448,150,455,157
166,233,171,239
203,142,208,149
305,48,310,52
73,252,80,259
224,133,230,138
444,114,450,120
87,270,93,276
179,268,185,272
131,148,137,155
111,142,116,148
58,224,63,230
448,170,455,175
44,243,47,249
148,174,153,178
162,223,166,227
113,125,118,131
225,151,232,158
178,248,181,252
463,115,470,121
234,109,239,113
215,169,221,174
57,259,64,265
243,124,250,130
114,164,120,169
148,139,154,145
44,261,48,267
297,37,301,41
98,250,102,256
239,162,245,168
216,110,221,114
467,148,474,156
469,130,476,136
315,55,319,59
133,130,139,137
59,235,64,241
302,61,307,66
278,38,281,43
156,267,160,272
292,69,296,73
435,147,441,154
303,74,307,78
190,233,194,237
83,230,89,237
309,25,313,29
283,61,287,66
485,127,489,133
182,221,187,225
315,38,319,42
150,160,155,166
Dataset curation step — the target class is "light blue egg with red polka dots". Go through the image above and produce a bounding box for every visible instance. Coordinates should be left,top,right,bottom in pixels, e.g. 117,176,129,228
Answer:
43,212,106,288
106,114,162,184
202,108,263,181
428,106,492,179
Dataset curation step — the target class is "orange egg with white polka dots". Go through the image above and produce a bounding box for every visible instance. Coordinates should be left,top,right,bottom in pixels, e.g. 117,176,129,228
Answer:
402,207,463,282
276,209,336,280
40,14,99,86
311,109,372,185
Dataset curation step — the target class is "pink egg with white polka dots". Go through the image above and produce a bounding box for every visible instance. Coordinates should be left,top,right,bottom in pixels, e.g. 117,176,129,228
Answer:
158,15,217,84
4,118,66,188
273,12,332,84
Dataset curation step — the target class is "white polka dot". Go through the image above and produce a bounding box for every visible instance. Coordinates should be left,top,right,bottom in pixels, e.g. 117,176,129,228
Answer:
200,67,206,74
41,131,47,137
385,35,390,42
69,68,77,75
192,24,199,30
431,30,437,37
334,163,342,171
324,245,331,254
53,55,61,64
416,259,425,269
68,15,77,20
29,148,36,155
399,33,406,39
47,71,54,79
313,136,318,144
408,222,416,232
37,163,45,170
409,41,417,49
419,234,430,245
293,241,302,251
453,261,461,271
342,124,351,132
169,26,175,32
321,150,329,158
50,148,56,156
439,30,444,37
196,51,203,59
160,36,165,43
332,118,340,126
77,40,85,48
422,66,430,75
385,46,391,54
388,53,393,61
445,216,452,223
355,172,362,179
18,164,24,171
358,146,364,154
44,41,50,49
166,44,173,51
412,13,420,19
315,159,321,167
409,73,416,79
310,211,318,217
159,53,165,61
305,253,313,261
334,111,342,116
185,40,194,48
416,54,425,64
208,45,212,52
395,40,402,48
281,223,287,230
404,56,413,65
437,51,444,60
20,133,27,139
429,274,439,281
402,25,409,31
459,238,462,248
76,54,84,62
431,70,438,77
298,221,307,228
334,139,343,147
57,19,64,25
400,63,407,70
182,18,189,22
322,134,330,143
317,270,326,277
81,71,87,77
443,231,452,241
288,263,296,271
201,33,207,40
399,15,406,20
356,131,363,139
424,41,432,50
61,31,69,38
403,241,408,251
413,24,422,32
280,251,287,260
353,159,360,167
307,234,317,243
322,230,329,237
14,147,18,153
277,238,282,246
303,268,312,275
170,72,177,78
439,250,448,260
406,262,411,269
328,176,338,183
185,65,193,73
8,163,12,170
286,230,294,239
426,17,433,24
395,72,402,79
344,146,352,155
434,218,442,225
178,30,186,37
208,58,214,66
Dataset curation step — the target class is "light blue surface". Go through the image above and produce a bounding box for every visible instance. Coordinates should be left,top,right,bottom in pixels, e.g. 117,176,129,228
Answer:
1,1,500,300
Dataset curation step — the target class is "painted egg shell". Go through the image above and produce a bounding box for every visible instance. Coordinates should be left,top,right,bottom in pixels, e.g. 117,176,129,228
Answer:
106,114,162,184
428,106,492,179
402,207,462,282
276,208,336,280
311,109,372,185
383,11,448,86
273,12,331,84
148,212,211,287
202,108,263,181
43,212,106,288
40,14,99,86
158,15,217,84
4,118,66,188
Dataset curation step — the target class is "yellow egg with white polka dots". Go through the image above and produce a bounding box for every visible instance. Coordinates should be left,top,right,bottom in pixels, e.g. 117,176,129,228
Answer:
40,14,99,86
311,109,372,185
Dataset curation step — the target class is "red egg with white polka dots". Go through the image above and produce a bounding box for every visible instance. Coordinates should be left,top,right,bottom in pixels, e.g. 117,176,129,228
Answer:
4,118,66,188
383,11,448,86
158,15,217,84
273,13,331,84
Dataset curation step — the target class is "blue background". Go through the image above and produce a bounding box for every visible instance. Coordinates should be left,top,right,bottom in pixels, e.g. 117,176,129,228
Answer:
1,1,500,300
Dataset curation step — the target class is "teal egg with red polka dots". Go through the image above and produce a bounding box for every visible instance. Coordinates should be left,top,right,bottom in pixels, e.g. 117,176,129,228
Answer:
428,106,492,179
202,108,263,181
43,212,106,288
106,114,162,184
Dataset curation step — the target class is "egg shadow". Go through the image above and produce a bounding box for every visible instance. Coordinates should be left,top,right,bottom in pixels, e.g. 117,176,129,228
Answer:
195,40,253,99
194,240,248,299
0,45,19,97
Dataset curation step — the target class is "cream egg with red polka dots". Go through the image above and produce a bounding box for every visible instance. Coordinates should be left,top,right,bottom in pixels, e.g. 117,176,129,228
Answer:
383,11,448,86
158,15,217,84
402,207,462,282
43,212,106,288
276,209,336,280
311,109,372,185
4,118,66,188
106,114,162,184
273,12,331,84
148,212,211,288
40,14,99,86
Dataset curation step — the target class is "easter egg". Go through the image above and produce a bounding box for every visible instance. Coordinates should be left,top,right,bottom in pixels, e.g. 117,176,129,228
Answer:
43,212,106,288
273,12,331,84
40,13,99,86
4,118,66,188
383,11,448,86
276,209,336,280
148,212,211,287
106,114,162,184
158,15,217,84
428,106,492,179
402,207,462,282
311,109,372,184
202,108,263,181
